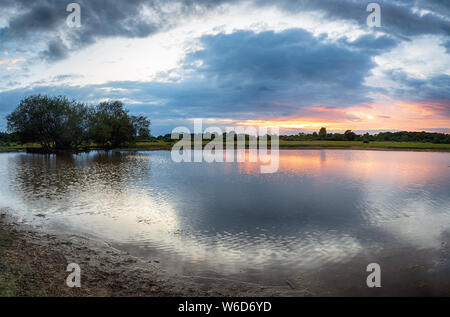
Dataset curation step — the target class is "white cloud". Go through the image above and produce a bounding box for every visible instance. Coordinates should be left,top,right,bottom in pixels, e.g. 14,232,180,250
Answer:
373,35,450,80
11,3,370,88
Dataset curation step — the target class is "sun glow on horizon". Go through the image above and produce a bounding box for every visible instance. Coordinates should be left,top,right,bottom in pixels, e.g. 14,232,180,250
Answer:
199,100,450,133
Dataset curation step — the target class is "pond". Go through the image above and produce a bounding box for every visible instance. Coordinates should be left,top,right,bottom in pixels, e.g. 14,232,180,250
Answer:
1,149,449,295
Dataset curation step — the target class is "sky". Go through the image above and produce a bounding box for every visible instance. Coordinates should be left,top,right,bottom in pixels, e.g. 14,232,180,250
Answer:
0,0,449,135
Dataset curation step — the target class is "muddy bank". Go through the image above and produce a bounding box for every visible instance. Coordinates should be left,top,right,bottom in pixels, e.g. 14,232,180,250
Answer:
0,213,307,297
3,209,449,297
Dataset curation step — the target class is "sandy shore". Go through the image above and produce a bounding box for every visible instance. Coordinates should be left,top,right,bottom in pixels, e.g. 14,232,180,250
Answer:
0,213,308,297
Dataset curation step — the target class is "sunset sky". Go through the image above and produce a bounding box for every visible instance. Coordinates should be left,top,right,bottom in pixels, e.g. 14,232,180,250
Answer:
0,0,449,135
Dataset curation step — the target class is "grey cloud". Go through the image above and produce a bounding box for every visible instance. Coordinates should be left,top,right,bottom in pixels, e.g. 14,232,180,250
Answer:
339,34,398,52
8,4,63,35
415,0,450,17
444,40,450,53
0,28,381,133
1,0,449,63
1,0,228,61
39,38,69,61
125,29,379,120
384,70,450,117
255,0,450,38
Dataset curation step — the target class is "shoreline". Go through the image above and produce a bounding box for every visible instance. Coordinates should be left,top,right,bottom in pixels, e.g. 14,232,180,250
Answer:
2,211,450,297
1,145,450,154
0,212,307,297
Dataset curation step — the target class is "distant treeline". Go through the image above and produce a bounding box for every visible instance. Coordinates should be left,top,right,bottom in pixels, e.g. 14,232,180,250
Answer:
2,95,449,148
152,127,450,144
4,95,150,150
0,132,19,144
283,128,450,144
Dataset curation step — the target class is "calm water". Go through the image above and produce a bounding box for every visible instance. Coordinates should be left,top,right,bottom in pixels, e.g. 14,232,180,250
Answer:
1,150,450,294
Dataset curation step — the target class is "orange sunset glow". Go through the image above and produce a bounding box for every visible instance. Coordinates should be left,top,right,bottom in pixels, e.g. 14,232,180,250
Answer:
233,101,450,133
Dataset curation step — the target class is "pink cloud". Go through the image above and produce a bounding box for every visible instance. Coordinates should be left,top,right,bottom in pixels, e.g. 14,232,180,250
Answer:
11,57,26,64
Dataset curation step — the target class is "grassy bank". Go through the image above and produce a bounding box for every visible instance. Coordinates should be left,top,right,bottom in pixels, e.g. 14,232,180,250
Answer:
118,140,450,152
1,140,450,153
277,140,450,151
0,143,41,152
0,227,20,296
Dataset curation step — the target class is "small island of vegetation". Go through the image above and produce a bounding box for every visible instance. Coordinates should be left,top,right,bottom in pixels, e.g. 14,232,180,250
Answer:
4,94,150,152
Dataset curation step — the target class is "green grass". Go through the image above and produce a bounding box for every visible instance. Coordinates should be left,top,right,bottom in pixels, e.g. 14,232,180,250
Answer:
125,140,450,151
277,140,450,150
0,228,42,297
0,266,24,297
0,230,19,297
0,143,40,152
1,140,450,153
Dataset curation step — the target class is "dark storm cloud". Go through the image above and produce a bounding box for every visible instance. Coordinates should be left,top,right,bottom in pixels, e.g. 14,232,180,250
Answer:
98,29,379,125
3,0,226,36
8,4,62,34
0,28,383,133
183,29,376,105
1,1,449,134
444,40,450,54
254,0,450,38
0,0,449,62
0,0,229,61
39,38,69,61
7,26,448,133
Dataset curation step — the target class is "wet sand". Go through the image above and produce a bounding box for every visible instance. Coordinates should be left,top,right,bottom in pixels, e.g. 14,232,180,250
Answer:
0,213,308,296
2,212,450,296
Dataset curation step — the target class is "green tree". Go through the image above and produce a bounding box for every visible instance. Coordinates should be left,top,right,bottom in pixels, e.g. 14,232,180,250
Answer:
6,95,88,150
88,101,150,148
7,95,151,151
344,130,356,141
401,134,409,142
318,127,327,139
131,115,151,140
362,132,370,143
